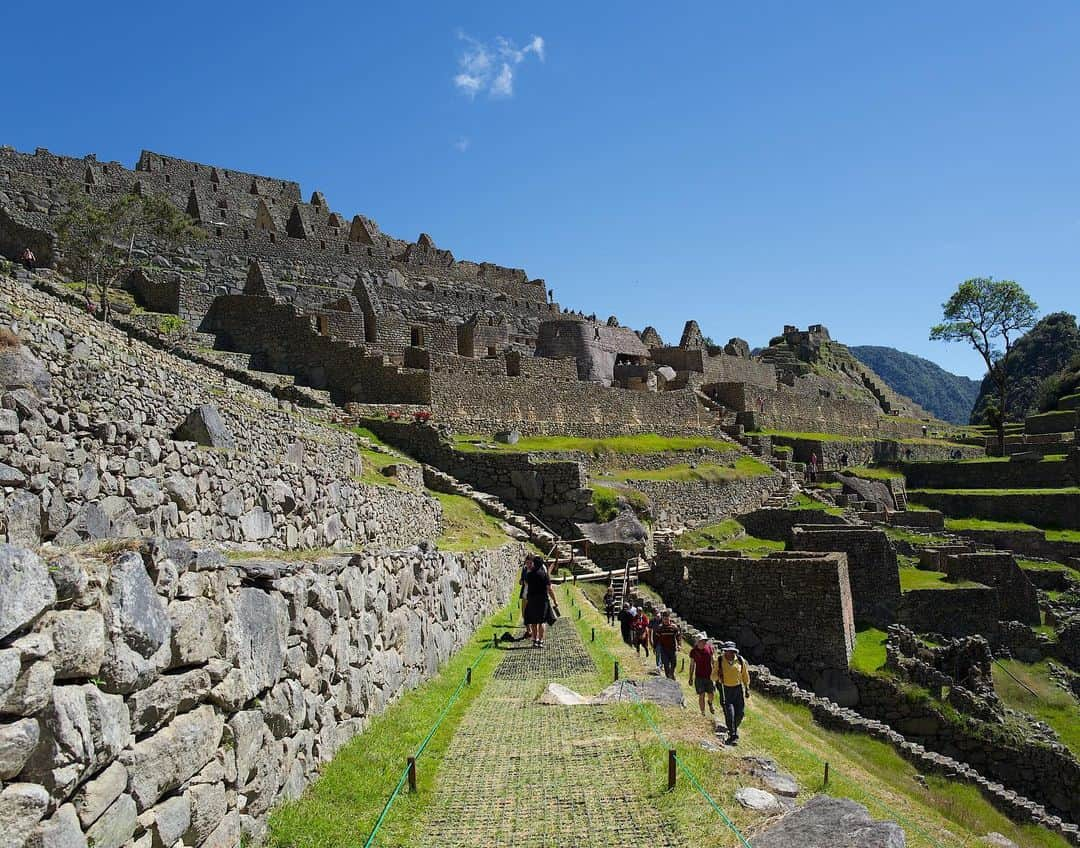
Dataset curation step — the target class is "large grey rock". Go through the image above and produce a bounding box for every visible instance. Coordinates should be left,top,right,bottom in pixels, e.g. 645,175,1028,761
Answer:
37,610,105,680
185,782,226,846
0,654,54,717
173,404,235,450
0,408,18,435
150,793,191,847
0,462,27,487
124,705,223,810
735,786,782,813
0,783,49,848
593,677,685,707
0,345,52,396
0,546,56,641
84,794,136,848
108,552,170,658
99,497,139,538
240,507,274,541
4,492,42,550
53,503,109,546
752,795,906,848
164,474,197,512
26,803,86,848
0,717,39,780
168,598,224,667
127,668,210,734
210,589,286,709
44,555,86,604
126,478,161,511
71,761,127,828
21,684,129,800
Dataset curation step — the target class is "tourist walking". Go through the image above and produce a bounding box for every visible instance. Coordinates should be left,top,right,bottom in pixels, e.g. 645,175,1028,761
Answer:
808,451,818,482
618,604,635,645
20,247,35,272
652,611,680,680
603,586,616,625
688,633,716,717
718,642,751,745
523,557,559,648
631,608,650,657
519,555,534,626
648,611,663,669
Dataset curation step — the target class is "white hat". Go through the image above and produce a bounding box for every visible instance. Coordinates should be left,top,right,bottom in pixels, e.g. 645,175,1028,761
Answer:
628,607,638,616
697,632,709,642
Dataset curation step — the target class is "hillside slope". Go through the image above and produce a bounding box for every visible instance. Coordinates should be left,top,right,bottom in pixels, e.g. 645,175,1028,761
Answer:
850,346,980,425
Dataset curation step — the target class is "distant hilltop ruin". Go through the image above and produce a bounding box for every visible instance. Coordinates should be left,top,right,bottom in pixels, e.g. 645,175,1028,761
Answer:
0,144,933,437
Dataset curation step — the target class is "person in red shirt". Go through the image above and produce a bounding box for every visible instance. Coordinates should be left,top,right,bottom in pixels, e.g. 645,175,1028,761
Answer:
688,633,716,716
631,609,650,658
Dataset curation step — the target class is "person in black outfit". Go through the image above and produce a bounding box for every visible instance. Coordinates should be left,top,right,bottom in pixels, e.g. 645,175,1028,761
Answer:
618,603,634,645
603,585,616,625
523,559,559,647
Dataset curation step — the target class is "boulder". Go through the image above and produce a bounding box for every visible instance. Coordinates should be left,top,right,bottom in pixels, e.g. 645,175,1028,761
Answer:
127,668,211,734
0,655,54,717
84,794,136,848
752,795,906,848
494,429,520,445
71,761,127,828
0,783,49,848
99,497,139,538
239,508,274,541
0,717,40,780
124,705,224,810
164,474,197,512
53,503,109,546
0,546,57,641
735,786,782,813
5,492,43,547
538,683,592,706
0,345,52,396
108,552,170,659
593,677,684,707
37,610,105,680
26,802,86,848
168,598,224,667
173,404,235,450
209,588,287,709
149,793,191,847
0,462,27,487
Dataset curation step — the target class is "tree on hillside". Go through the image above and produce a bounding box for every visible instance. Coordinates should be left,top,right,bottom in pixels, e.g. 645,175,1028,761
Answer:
930,277,1038,454
55,186,204,322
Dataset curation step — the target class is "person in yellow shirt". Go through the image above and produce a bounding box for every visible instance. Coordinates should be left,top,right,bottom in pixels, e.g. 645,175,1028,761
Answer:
717,641,751,745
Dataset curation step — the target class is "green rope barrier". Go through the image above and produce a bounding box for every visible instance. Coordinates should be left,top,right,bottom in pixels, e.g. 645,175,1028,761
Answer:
361,637,495,847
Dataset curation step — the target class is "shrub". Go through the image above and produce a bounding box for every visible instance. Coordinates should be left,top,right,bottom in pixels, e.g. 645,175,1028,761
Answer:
412,410,432,423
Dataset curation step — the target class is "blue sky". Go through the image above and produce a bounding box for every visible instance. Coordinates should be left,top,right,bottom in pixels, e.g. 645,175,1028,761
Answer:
5,1,1079,378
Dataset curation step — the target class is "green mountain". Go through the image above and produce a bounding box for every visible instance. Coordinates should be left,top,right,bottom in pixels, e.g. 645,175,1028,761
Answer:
969,311,1080,424
849,346,980,425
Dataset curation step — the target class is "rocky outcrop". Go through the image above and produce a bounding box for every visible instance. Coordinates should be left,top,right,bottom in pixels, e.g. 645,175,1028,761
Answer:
0,540,519,847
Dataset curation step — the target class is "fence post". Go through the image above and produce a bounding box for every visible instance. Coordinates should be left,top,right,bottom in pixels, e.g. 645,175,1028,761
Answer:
824,761,829,787
407,757,417,792
668,749,677,790
466,667,472,685
591,627,595,642
614,661,620,681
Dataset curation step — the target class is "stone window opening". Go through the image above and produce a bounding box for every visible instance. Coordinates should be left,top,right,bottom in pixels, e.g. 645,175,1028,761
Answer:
269,232,276,244
215,227,222,237
344,244,350,254
190,179,195,187
242,230,249,240
410,327,425,347
487,346,497,358
164,174,170,184
318,316,330,336
320,240,326,250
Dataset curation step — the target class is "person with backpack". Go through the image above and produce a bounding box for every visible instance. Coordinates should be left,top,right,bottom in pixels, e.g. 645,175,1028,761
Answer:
618,604,635,645
718,641,751,744
652,610,680,680
523,557,559,648
688,633,716,717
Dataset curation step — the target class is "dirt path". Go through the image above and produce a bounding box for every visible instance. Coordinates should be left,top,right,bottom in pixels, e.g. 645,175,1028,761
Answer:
414,617,680,847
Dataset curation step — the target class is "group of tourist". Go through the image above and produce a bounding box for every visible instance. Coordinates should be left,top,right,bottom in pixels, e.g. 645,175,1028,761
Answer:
602,585,751,745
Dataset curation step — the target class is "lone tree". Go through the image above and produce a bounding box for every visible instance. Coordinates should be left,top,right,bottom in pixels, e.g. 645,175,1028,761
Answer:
55,186,204,322
931,277,1038,454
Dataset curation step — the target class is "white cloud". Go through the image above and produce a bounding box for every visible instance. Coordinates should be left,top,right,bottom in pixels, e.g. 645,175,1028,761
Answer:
454,136,471,153
453,32,545,99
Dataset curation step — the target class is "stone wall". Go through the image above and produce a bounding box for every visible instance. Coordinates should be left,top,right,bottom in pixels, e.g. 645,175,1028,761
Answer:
897,587,1000,637
943,552,1040,625
357,419,595,529
910,490,1080,531
789,527,901,626
769,436,982,468
949,528,1080,563
0,539,520,848
645,547,855,693
0,273,440,551
902,458,1077,490
736,507,850,541
625,474,782,528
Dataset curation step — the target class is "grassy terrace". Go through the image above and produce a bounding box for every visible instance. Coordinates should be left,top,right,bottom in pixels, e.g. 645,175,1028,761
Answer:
911,487,1080,496
432,491,514,552
673,518,785,557
943,517,1080,543
845,465,903,481
852,626,888,674
992,660,1080,758
597,455,773,483
792,492,845,515
899,568,985,592
452,432,739,455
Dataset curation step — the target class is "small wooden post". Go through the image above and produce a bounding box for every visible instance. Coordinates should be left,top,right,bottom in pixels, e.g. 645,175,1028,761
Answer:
824,761,830,787
466,667,472,685
614,661,620,681
591,627,595,642
407,757,417,791
578,609,582,620
668,749,677,790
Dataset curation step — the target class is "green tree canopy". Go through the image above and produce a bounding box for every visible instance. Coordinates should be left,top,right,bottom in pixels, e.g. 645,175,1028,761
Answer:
930,277,1037,453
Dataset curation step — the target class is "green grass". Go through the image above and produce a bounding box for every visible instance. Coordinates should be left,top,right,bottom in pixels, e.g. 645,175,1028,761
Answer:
846,465,903,481
268,602,516,848
883,526,952,546
761,429,867,442
943,517,1080,543
432,492,514,552
352,427,418,488
992,659,1080,758
851,627,888,674
1017,558,1069,572
899,568,985,591
673,518,745,549
601,456,772,483
452,432,739,455
591,484,621,522
792,493,845,515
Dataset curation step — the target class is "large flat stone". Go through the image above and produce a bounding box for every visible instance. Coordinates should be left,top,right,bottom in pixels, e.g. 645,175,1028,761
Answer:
0,783,49,848
124,705,223,810
71,761,127,828
0,546,56,641
37,611,105,680
0,717,40,780
752,795,906,848
84,793,136,848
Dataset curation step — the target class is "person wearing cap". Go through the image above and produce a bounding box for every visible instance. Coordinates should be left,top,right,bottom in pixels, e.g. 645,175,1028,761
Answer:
652,610,680,680
718,642,751,744
603,585,616,625
688,633,716,716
